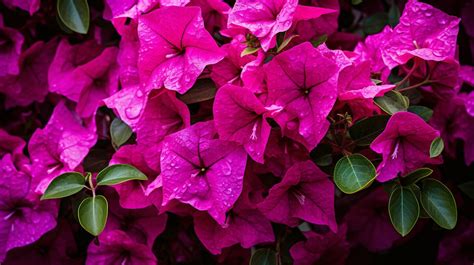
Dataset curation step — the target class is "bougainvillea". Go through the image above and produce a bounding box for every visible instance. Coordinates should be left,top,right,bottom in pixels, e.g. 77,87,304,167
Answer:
0,0,473,264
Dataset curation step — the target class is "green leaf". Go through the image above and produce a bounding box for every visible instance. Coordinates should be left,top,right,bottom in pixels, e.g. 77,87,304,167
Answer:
349,115,390,146
96,164,148,186
250,248,278,265
408,105,433,122
458,181,474,199
333,154,377,194
310,34,328,47
78,195,108,236
389,186,419,236
374,90,409,115
388,4,400,27
277,35,299,53
178,79,217,104
110,118,132,150
57,0,90,34
352,0,363,5
409,184,431,218
420,179,457,230
41,172,85,200
241,47,260,57
430,137,444,158
363,12,388,35
310,143,333,167
401,168,433,186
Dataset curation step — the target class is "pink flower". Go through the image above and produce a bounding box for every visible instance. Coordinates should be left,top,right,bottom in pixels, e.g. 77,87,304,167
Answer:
343,188,401,252
48,39,119,117
138,6,224,94
0,129,26,165
258,160,337,231
210,39,257,88
290,225,350,265
106,194,167,247
2,0,40,14
150,121,247,225
28,101,97,193
228,0,335,51
354,26,392,81
0,17,23,78
381,0,460,69
0,39,58,108
193,198,274,254
2,222,81,265
264,42,339,150
437,220,474,265
370,111,442,182
0,155,58,262
213,84,272,163
110,144,161,209
86,230,157,265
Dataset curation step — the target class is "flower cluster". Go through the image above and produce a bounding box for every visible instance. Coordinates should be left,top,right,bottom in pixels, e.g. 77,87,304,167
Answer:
0,0,473,264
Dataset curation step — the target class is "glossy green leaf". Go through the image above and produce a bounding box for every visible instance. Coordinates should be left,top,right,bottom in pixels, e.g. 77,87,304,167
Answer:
352,0,363,5
388,4,400,27
408,105,433,122
250,248,278,265
363,12,388,35
96,164,147,186
277,35,299,53
401,168,433,186
310,143,333,167
333,154,377,194
410,184,430,218
458,181,474,199
241,47,260,57
178,79,217,104
374,90,409,115
349,115,390,146
420,179,457,229
41,172,85,200
430,137,444,158
78,195,108,236
310,34,328,47
389,186,420,236
57,0,90,34
110,118,132,150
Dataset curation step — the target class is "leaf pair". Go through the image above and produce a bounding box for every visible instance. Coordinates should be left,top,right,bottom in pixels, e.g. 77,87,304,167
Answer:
389,172,457,236
41,164,148,236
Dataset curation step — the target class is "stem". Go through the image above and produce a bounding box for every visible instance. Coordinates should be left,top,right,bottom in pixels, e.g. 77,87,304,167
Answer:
86,173,96,197
395,61,419,89
397,79,435,92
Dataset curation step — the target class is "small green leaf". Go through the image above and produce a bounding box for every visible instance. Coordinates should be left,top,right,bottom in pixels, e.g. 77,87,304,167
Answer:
57,0,90,34
371,78,383,85
241,47,260,57
311,34,328,47
310,143,333,167
41,172,85,200
250,248,278,265
388,4,400,27
110,118,132,150
401,168,433,186
363,12,388,35
408,105,433,122
277,35,299,53
352,0,363,5
389,186,420,236
349,115,390,146
178,79,217,104
78,195,108,236
333,154,377,194
430,137,444,158
420,179,457,230
374,90,409,115
458,181,474,199
96,164,147,186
